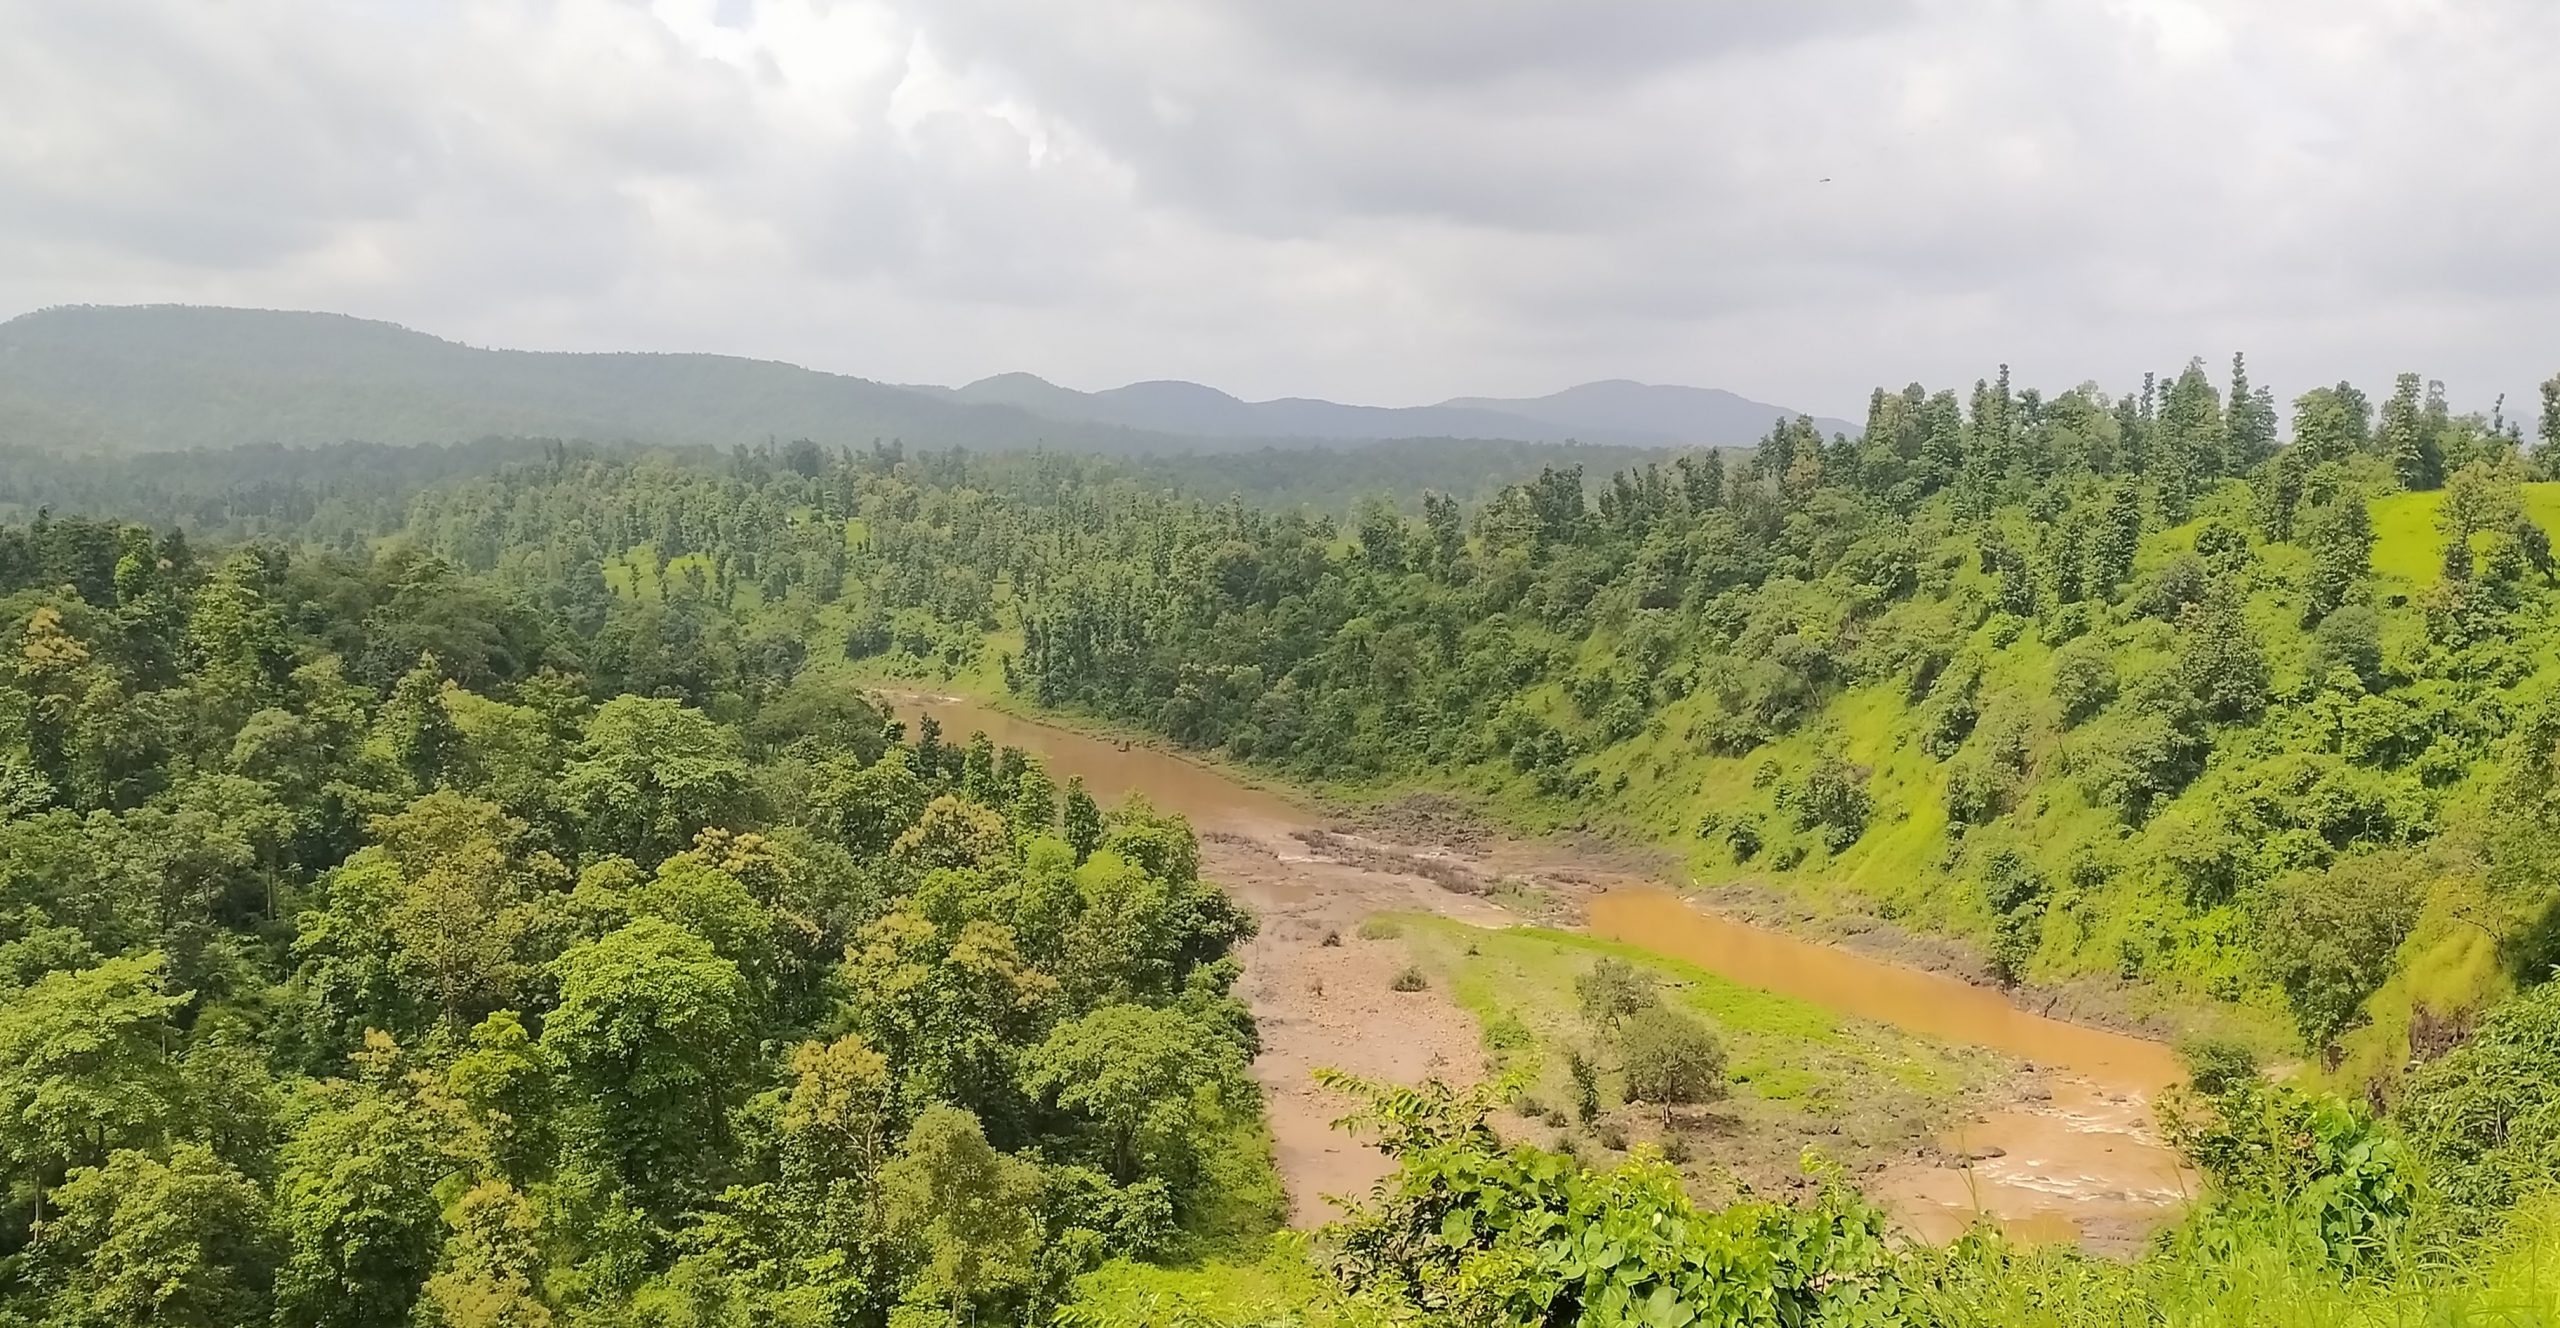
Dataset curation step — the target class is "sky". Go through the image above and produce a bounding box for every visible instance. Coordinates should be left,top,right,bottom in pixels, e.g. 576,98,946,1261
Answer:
2,0,2554,420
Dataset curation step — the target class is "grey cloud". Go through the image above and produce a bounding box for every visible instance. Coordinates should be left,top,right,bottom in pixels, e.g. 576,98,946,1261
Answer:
1,0,2557,416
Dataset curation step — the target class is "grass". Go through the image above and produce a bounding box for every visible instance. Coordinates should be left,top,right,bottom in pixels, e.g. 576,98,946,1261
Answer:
1386,913,1998,1179
1063,1194,2560,1327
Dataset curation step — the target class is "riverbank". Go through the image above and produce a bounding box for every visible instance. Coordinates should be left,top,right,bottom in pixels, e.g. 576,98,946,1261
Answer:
880,686,2212,1249
850,665,2265,1049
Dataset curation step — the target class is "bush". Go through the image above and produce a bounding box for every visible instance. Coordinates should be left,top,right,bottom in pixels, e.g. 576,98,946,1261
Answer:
1319,928,1342,948
1356,917,1404,941
1390,965,1428,992
1593,1120,1629,1151
1566,1047,1602,1123
1791,755,1871,851
2257,852,2424,1051
2179,1037,2262,1096
2051,639,2119,725
1726,818,1763,863
1574,958,1659,1031
1619,1007,1728,1124
2400,979,2560,1219
1943,758,2007,826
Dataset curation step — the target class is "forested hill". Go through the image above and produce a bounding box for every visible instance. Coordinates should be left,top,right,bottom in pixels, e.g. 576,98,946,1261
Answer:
0,304,1841,455
13,358,2560,1320
0,305,1180,455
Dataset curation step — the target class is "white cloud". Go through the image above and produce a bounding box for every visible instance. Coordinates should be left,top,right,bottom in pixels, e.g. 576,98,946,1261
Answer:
1,0,2555,417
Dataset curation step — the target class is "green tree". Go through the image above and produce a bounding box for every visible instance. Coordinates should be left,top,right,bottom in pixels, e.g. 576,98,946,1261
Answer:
273,1034,469,1328
2178,586,2269,721
1617,1007,1728,1125
2381,372,2443,490
1061,777,1104,864
1022,1003,1244,1185
806,746,928,856
2258,853,2423,1052
0,952,188,1217
540,917,751,1205
2300,489,2375,623
880,1105,1044,1324
32,1144,274,1328
1573,957,1659,1032
559,697,752,864
414,1180,553,1328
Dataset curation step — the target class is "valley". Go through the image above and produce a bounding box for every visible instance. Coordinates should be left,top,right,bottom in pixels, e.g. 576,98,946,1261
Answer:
890,690,2195,1252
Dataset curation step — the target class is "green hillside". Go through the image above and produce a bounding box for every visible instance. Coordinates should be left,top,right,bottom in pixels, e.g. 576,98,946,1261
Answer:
10,364,2560,1323
0,303,1175,453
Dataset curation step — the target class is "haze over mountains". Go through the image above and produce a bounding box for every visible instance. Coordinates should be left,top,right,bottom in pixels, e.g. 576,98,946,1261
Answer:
0,305,1848,455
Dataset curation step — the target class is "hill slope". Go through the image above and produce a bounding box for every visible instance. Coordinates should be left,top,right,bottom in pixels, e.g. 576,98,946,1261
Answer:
0,305,1182,454
929,371,1837,445
1443,379,1857,445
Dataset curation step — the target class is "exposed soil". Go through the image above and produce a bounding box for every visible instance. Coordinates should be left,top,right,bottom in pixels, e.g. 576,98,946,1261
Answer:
1205,827,1511,1225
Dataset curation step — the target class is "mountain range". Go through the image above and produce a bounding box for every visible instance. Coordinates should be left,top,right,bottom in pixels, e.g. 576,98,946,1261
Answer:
0,304,1849,454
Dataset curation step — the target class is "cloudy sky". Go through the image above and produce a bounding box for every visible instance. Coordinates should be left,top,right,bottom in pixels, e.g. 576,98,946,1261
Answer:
3,0,2553,418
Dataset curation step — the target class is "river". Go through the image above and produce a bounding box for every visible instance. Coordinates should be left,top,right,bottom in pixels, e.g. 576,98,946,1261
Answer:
890,691,2191,1247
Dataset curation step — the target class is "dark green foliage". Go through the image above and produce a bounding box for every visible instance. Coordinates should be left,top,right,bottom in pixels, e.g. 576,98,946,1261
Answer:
0,506,1257,1326
2256,852,2425,1051
1979,850,2048,985
1790,755,1872,851
1618,1007,1728,1122
2400,978,2560,1218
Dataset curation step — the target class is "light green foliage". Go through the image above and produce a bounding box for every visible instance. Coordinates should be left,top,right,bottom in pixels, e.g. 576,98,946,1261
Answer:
1023,1003,1246,1185
273,1034,470,1328
0,952,188,1192
2400,978,2560,1218
1572,956,1658,1032
880,1105,1045,1322
1319,1073,1904,1326
560,697,753,864
415,1180,553,1328
32,1144,273,1328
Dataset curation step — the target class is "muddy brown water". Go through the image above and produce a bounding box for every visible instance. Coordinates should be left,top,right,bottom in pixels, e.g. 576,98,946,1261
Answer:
887,692,2191,1246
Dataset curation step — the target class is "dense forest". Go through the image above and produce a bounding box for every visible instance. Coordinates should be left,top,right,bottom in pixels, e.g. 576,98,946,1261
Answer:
6,355,2560,1323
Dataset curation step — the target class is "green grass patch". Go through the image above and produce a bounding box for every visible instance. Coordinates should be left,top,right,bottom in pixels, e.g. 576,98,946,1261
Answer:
1386,913,1998,1168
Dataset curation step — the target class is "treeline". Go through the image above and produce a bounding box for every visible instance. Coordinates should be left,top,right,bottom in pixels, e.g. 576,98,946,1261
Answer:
0,517,1269,1325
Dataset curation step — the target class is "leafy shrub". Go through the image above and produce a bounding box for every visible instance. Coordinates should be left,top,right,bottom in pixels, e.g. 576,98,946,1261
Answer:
2051,638,2119,724
1593,1120,1629,1151
1790,755,1871,851
2400,979,2560,1219
1390,965,1428,992
1726,818,1763,863
1356,917,1403,941
2256,851,2424,1051
1943,758,2007,826
1565,1047,1602,1123
2178,1037,2263,1096
1619,1007,1728,1123
1980,850,2048,986
2162,1077,2411,1268
1574,958,1659,1031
